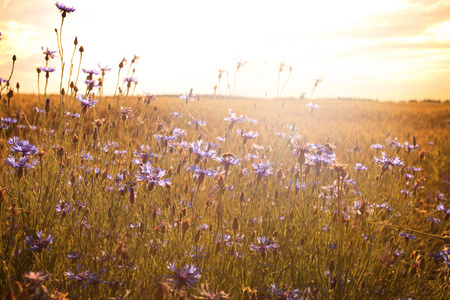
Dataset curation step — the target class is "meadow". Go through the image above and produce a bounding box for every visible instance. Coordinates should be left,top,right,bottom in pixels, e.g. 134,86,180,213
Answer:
1,3,450,300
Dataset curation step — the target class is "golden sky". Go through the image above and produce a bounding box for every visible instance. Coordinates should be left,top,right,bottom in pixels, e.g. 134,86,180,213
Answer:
1,0,450,101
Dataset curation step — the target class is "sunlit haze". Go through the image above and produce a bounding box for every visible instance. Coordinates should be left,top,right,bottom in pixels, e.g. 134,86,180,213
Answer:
1,0,450,101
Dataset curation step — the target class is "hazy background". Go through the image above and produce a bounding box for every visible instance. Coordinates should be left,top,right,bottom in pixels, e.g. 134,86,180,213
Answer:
1,0,449,101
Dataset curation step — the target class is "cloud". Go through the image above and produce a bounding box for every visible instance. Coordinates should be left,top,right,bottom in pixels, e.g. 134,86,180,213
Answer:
340,1,450,39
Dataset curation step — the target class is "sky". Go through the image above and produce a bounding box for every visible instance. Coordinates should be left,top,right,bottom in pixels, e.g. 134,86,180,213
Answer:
1,0,450,101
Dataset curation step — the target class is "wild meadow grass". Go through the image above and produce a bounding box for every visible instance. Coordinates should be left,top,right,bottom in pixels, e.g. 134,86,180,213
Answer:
1,3,450,299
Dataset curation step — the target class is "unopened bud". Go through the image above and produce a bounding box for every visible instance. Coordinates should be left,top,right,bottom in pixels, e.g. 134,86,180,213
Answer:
79,46,84,53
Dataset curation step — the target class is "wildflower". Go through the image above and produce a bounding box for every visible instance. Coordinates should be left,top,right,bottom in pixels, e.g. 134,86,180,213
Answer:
188,118,206,130
374,152,404,171
82,68,100,76
370,144,384,151
306,102,320,113
76,94,98,113
5,155,38,170
224,109,246,129
1,117,17,129
214,154,242,172
98,63,112,73
0,32,2,41
167,262,201,289
123,76,138,87
39,66,56,74
193,283,230,299
399,232,416,242
171,112,182,118
437,204,450,218
8,137,39,157
136,162,172,189
119,107,133,120
55,2,76,15
180,88,195,102
269,283,300,300
41,47,57,60
134,145,158,163
66,251,82,260
23,271,49,296
65,264,105,288
355,163,367,172
250,236,277,257
25,231,53,253
237,129,259,145
253,160,273,180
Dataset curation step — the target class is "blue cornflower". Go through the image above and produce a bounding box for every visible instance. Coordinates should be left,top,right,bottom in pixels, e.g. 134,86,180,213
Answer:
399,232,416,242
370,144,385,151
355,163,367,172
55,2,76,15
269,283,301,300
1,117,17,129
119,106,133,120
374,152,404,171
55,199,75,214
25,231,53,253
186,165,218,183
65,264,105,288
180,88,195,102
134,145,158,163
250,236,277,257
98,63,112,73
190,141,216,161
82,68,100,76
167,262,201,289
427,217,441,224
8,137,39,156
437,204,450,217
39,66,56,74
136,163,171,190
171,112,182,118
252,160,273,180
224,108,246,128
188,118,206,130
123,76,138,84
0,32,2,41
66,251,82,261
214,154,242,171
5,155,38,169
237,129,259,140
76,94,98,113
41,47,57,59
306,102,320,113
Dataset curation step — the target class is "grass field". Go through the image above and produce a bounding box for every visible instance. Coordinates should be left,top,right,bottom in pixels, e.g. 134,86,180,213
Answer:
1,92,449,299
1,3,450,299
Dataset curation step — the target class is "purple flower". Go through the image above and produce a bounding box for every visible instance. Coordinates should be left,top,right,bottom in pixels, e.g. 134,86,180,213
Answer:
399,232,416,242
269,283,300,300
55,2,76,15
1,117,17,129
306,102,320,113
25,231,53,253
4,155,38,169
41,47,57,59
224,109,246,128
437,204,450,217
8,137,39,156
65,264,105,288
39,66,56,74
76,94,98,113
171,112,182,118
82,68,100,76
253,160,273,179
0,32,2,41
98,63,112,72
123,76,138,83
119,106,133,120
167,263,201,289
370,144,384,151
355,163,367,172
234,58,248,69
188,118,206,129
374,152,404,171
136,162,171,189
214,154,242,170
180,88,195,102
250,236,277,257
134,145,158,163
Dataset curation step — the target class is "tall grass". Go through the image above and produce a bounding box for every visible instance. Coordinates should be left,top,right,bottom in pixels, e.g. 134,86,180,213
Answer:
1,3,450,300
